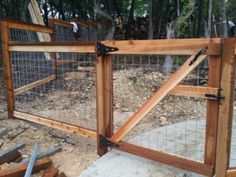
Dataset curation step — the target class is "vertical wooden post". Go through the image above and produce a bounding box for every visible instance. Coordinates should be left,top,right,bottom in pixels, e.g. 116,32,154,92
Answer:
215,38,236,177
1,21,15,118
204,55,221,167
96,49,113,156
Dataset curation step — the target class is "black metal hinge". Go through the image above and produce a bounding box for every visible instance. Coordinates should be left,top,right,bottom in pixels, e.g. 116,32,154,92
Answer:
99,135,119,148
189,46,208,66
97,42,119,57
205,93,225,101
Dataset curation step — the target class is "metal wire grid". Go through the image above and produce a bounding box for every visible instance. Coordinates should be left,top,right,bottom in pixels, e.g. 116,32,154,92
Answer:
12,51,96,130
112,55,207,162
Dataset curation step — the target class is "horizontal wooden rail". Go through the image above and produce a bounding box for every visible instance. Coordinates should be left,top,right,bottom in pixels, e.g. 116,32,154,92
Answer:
49,18,72,29
14,111,96,139
9,42,95,53
169,85,218,98
112,141,213,176
14,75,56,95
1,20,54,33
227,169,236,177
102,38,222,55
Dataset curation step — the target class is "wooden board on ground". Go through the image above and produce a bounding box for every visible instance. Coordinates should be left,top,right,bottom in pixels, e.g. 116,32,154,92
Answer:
0,157,52,177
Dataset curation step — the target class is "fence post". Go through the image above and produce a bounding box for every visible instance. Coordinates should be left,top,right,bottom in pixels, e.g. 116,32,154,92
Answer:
96,48,113,156
204,54,221,167
1,21,15,118
215,38,236,177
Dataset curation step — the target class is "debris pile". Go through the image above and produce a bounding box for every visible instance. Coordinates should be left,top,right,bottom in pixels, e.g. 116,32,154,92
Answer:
0,141,65,177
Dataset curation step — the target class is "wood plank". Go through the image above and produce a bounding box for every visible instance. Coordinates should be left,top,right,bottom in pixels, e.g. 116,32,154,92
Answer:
9,43,95,53
102,38,221,55
14,111,97,139
28,0,52,60
112,141,214,177
227,169,236,177
0,151,21,165
1,21,15,118
40,167,59,177
0,157,52,177
111,54,207,142
204,55,221,167
14,75,56,95
96,54,113,156
215,39,236,177
49,18,72,29
5,21,53,33
169,85,218,98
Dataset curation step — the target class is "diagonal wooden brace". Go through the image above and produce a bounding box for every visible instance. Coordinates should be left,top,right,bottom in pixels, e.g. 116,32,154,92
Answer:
111,54,208,142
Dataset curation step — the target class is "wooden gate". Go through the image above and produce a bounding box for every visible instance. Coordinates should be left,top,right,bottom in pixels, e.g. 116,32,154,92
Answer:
96,39,236,177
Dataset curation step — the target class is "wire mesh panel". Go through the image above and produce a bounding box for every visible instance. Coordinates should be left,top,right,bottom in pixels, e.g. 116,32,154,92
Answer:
112,54,208,162
12,51,96,131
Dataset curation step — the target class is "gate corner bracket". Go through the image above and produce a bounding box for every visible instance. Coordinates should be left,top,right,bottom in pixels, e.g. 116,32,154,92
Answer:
205,93,225,101
99,135,119,148
96,42,119,57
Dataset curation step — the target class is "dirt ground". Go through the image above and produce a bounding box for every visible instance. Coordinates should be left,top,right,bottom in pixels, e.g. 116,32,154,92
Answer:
0,67,206,176
0,69,98,177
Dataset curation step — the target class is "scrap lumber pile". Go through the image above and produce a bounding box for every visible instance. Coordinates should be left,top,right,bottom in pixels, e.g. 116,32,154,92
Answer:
0,141,65,177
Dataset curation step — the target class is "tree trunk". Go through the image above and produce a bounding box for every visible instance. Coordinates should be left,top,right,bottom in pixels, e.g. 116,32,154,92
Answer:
220,0,227,37
148,0,153,39
125,0,136,39
205,0,213,37
162,22,175,74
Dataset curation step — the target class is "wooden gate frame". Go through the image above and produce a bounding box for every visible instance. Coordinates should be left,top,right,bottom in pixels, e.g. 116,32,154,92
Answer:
1,20,236,177
96,39,236,177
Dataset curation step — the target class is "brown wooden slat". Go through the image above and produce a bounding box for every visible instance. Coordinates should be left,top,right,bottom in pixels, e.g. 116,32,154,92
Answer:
227,169,236,177
49,18,72,29
14,111,97,139
102,39,221,55
6,21,53,33
0,151,21,165
112,141,214,177
9,42,95,53
204,55,221,167
1,21,15,118
215,39,236,177
96,54,113,156
0,157,52,177
111,54,207,142
169,85,218,98
14,75,56,95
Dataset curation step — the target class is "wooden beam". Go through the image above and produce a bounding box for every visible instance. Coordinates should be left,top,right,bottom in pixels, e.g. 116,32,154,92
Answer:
14,111,96,139
227,169,236,177
102,38,221,55
1,21,15,118
204,55,221,167
14,75,56,95
111,54,207,142
49,18,72,29
4,20,53,33
0,151,21,165
96,53,113,156
169,85,218,98
215,39,236,177
112,141,214,177
28,0,52,60
9,42,95,53
0,157,52,177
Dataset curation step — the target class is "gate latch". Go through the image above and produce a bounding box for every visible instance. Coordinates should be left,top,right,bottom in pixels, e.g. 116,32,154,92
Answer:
99,135,119,148
205,93,225,101
189,47,208,66
97,42,119,57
